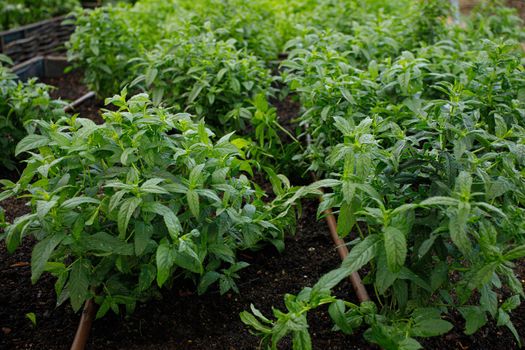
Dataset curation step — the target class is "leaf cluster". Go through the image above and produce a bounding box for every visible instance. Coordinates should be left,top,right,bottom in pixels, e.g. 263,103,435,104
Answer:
243,1,525,348
0,92,297,317
0,57,67,170
0,0,79,31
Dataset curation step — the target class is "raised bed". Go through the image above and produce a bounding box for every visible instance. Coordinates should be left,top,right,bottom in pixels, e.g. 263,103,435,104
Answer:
12,55,69,81
0,16,75,65
11,55,100,123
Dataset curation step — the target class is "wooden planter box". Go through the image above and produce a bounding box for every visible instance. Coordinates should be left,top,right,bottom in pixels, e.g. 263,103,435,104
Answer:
0,16,75,65
12,54,96,112
12,55,69,81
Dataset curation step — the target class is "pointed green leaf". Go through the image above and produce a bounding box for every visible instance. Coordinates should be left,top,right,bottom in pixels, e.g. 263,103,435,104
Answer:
458,306,487,335
67,259,90,312
187,190,200,218
156,240,174,287
383,226,406,273
31,233,65,283
15,134,50,156
118,197,142,239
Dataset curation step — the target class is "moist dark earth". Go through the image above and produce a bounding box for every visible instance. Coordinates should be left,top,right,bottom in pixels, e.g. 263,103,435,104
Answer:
1,196,524,350
41,70,105,124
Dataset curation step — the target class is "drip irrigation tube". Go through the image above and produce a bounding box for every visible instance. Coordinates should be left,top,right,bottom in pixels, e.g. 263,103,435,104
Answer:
70,299,95,350
63,91,96,113
320,205,370,302
65,91,97,350
306,131,370,302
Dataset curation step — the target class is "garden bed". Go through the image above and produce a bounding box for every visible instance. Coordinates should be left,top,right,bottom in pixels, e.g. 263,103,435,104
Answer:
1,1,525,349
1,95,524,349
1,197,524,350
0,16,75,65
40,68,104,124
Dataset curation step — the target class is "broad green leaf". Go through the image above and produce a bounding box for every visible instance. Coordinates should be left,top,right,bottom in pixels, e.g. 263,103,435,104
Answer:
84,232,134,255
142,202,181,239
313,234,380,295
134,221,152,255
292,329,312,350
480,285,498,317
36,199,58,220
67,259,90,312
467,261,498,290
364,323,399,349
458,306,487,335
187,190,200,218
399,338,423,350
328,300,354,334
420,196,459,207
108,190,127,213
15,134,49,156
375,247,398,294
418,234,436,258
6,214,36,253
140,178,168,194
455,171,472,197
197,271,221,295
156,240,174,287
430,261,448,291
117,197,142,239
61,197,100,210
449,202,471,254
120,148,136,166
188,83,204,104
138,264,156,292
189,164,205,188
145,67,158,86
340,87,355,104
31,233,65,283
501,295,521,312
337,201,355,238
173,247,202,274
383,226,406,273
504,245,525,260
411,319,453,337
240,311,272,333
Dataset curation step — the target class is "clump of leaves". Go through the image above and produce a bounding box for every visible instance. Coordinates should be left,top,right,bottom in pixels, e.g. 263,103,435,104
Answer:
0,0,79,31
0,56,67,170
66,4,171,97
0,92,297,317
129,31,275,129
243,2,525,349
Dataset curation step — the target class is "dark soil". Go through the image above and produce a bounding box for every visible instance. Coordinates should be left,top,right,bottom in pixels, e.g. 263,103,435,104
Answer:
1,195,524,350
40,70,105,124
41,70,90,102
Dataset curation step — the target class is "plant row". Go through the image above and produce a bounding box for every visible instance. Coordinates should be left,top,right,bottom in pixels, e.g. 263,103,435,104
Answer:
0,0,524,349
242,1,525,349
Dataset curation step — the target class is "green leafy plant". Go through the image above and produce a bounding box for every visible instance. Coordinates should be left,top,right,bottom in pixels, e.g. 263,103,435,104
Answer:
25,312,37,326
129,32,275,128
0,92,297,318
243,2,525,349
0,0,79,30
0,56,67,170
66,4,168,97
